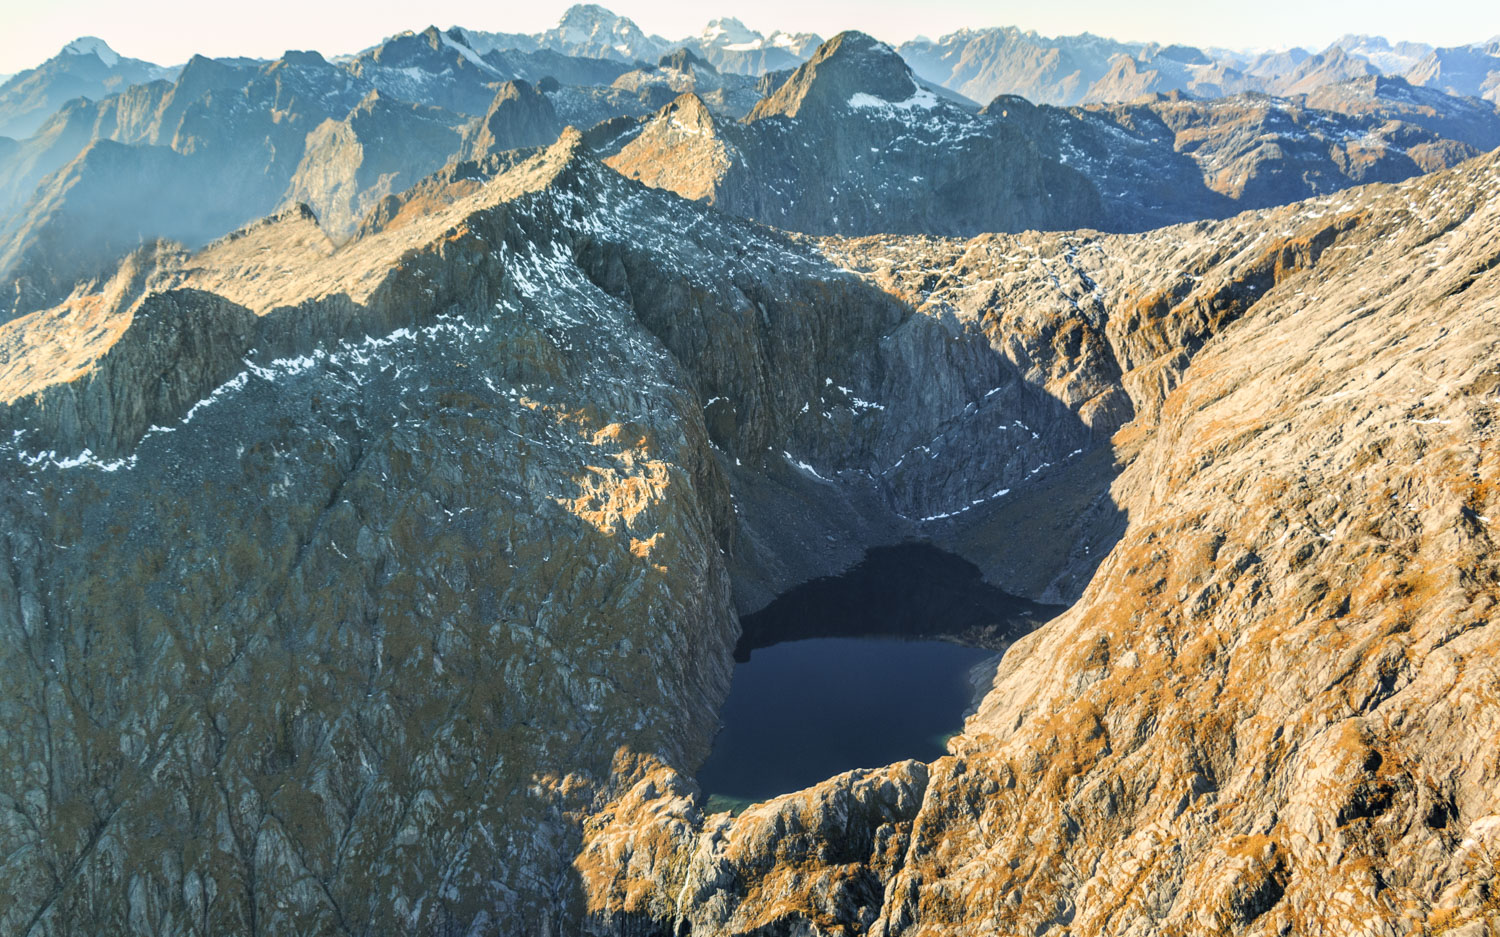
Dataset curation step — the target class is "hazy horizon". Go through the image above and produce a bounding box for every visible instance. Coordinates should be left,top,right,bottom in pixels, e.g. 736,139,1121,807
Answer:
1,0,1495,76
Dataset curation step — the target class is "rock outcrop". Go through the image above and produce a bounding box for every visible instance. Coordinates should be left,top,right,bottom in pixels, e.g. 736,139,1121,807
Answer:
468,80,561,156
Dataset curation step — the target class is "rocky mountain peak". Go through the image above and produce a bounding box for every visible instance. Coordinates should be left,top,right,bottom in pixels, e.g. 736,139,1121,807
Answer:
172,53,251,97
467,78,561,159
658,47,714,74
748,30,918,120
546,4,662,61
347,86,394,116
700,17,759,47
664,90,717,128
1153,43,1211,65
275,49,328,69
556,3,619,28
60,36,120,67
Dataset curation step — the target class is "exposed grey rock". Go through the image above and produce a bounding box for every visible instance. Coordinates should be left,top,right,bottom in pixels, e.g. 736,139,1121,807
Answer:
283,91,470,242
463,80,561,160
607,34,1495,239
571,143,1500,937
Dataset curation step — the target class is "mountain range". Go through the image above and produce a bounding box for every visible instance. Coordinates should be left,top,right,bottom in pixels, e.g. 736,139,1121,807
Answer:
0,9,1499,936
605,35,1500,236
2,21,1496,320
5,5,1499,145
900,28,1500,106
0,37,177,139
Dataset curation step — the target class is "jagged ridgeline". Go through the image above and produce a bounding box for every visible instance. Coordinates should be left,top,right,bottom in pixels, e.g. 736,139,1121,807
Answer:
1,8,1499,937
2,25,1499,322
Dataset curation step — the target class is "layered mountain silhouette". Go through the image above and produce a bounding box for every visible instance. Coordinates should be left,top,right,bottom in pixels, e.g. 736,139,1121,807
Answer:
898,24,1497,106
1,20,1496,321
605,33,1500,236
0,37,176,139
0,7,1495,323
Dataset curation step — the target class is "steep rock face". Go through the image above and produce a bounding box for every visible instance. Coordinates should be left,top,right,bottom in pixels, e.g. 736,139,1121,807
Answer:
463,80,561,160
283,92,470,241
0,135,745,937
569,149,1500,937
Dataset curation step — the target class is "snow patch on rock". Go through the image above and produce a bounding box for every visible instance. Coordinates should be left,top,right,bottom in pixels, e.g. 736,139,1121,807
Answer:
62,36,119,67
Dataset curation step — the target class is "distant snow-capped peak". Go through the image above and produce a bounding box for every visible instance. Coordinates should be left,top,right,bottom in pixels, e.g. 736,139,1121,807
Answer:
700,18,760,47
62,36,120,67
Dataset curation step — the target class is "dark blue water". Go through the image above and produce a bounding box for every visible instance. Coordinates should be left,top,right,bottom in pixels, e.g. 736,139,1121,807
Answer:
696,636,993,813
697,544,1062,812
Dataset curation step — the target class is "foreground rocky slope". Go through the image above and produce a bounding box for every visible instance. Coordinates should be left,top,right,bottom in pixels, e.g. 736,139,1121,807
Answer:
2,117,1498,937
0,127,1132,936
575,149,1500,936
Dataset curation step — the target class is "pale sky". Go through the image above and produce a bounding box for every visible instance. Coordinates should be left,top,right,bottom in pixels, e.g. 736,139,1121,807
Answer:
0,0,1496,75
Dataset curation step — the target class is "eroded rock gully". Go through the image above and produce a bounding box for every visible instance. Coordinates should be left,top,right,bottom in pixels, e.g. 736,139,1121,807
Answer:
0,133,1496,936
